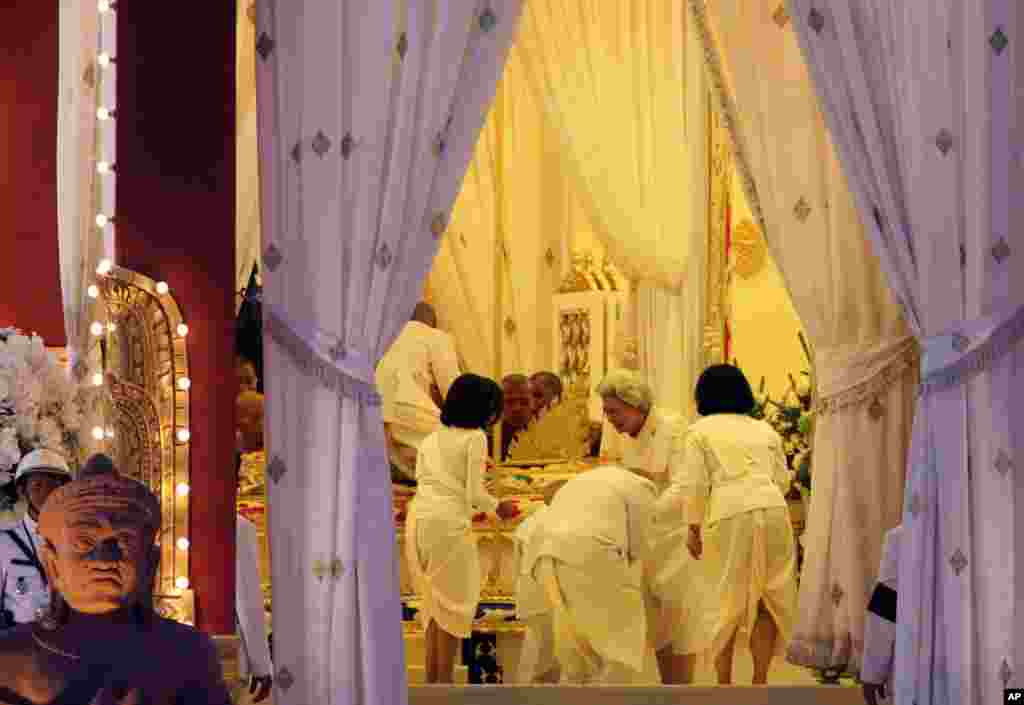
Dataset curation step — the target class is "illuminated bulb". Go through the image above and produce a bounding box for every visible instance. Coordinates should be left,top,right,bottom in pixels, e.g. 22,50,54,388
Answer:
176,429,191,443
98,0,112,11
87,284,100,298
176,377,191,391
175,577,190,591
96,107,112,121
156,281,169,294
176,323,189,337
176,482,190,497
176,537,190,551
95,214,109,227
107,322,117,332
90,322,104,337
92,427,105,441
97,259,113,275
104,428,115,439
96,161,111,174
92,372,104,387
97,53,113,67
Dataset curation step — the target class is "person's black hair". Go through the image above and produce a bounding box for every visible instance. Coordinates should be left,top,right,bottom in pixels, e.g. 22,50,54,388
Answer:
695,364,756,416
530,371,563,399
441,374,504,430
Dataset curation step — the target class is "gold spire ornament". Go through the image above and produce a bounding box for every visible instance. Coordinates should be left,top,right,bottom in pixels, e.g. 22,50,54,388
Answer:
504,379,592,464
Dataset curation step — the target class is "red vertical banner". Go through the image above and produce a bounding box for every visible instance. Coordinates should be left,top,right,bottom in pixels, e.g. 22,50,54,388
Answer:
723,197,732,363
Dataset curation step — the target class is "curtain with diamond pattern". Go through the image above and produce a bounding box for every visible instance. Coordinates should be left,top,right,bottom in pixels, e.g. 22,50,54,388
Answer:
253,2,522,703
784,1,1024,703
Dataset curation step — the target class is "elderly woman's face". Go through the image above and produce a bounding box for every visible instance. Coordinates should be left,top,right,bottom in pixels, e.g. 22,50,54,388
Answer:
47,509,153,614
602,396,647,437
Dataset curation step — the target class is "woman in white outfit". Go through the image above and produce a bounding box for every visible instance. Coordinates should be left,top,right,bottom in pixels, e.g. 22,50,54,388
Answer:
597,369,716,684
661,364,797,684
405,373,518,683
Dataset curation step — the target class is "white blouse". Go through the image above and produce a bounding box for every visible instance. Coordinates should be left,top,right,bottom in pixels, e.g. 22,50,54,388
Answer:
413,426,499,521
655,413,792,526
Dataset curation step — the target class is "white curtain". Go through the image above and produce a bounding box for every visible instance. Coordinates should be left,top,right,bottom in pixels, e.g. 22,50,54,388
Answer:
694,0,916,674
515,0,708,414
237,1,261,298
786,1,1024,702
57,0,102,362
254,3,522,704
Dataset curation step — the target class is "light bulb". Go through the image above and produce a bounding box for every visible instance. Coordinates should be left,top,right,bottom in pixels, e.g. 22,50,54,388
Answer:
90,322,104,337
176,482,190,497
176,377,191,391
176,323,189,337
156,281,169,294
98,0,112,11
176,537,190,551
92,372,104,387
96,161,111,174
97,53,112,67
97,107,112,121
176,429,191,443
106,322,117,333
174,576,190,590
104,428,115,439
97,259,113,275
95,214,109,227
87,284,100,298
92,427,105,441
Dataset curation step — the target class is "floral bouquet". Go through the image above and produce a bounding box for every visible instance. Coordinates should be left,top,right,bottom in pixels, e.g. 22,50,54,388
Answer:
0,327,88,510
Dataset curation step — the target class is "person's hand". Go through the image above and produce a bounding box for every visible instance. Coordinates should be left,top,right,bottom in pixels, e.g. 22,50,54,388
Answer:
862,681,886,705
495,500,518,521
687,526,702,559
250,674,274,702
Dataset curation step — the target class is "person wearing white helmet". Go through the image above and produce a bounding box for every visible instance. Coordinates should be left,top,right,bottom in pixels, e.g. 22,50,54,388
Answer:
0,448,72,629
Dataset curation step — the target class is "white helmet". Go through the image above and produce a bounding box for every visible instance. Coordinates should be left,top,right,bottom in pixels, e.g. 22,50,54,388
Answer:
13,448,73,486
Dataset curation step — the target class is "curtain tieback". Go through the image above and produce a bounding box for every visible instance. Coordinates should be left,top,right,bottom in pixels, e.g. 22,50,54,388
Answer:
920,301,1024,396
815,335,919,415
264,303,380,404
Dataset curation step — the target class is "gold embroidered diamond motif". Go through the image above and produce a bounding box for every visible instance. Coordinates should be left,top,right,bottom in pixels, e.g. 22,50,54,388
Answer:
479,7,498,32
431,212,448,239
312,130,332,157
935,129,953,156
868,397,885,421
376,242,393,270
772,4,790,27
952,333,970,353
396,32,408,60
808,8,825,34
794,198,812,222
277,667,295,691
433,131,447,158
1000,658,1013,687
291,141,302,164
992,237,1011,264
340,132,355,160
247,2,256,24
950,548,967,576
995,449,1013,477
263,243,283,272
909,494,924,518
82,63,96,89
830,582,844,606
267,455,287,484
545,248,556,266
504,318,517,336
990,27,1009,56
256,32,276,61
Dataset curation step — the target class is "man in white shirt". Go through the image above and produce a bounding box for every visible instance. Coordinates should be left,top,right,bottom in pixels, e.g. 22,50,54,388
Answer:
524,465,656,684
375,303,461,482
0,449,72,630
861,524,901,705
235,514,273,702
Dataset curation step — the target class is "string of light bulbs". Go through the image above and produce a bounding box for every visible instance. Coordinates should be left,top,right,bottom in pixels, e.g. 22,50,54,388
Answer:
90,0,193,595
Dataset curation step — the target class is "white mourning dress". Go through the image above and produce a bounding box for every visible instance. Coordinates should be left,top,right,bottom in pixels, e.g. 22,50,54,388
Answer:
511,506,558,683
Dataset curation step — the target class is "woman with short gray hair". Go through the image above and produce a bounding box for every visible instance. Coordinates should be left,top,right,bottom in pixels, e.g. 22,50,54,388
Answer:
594,369,716,685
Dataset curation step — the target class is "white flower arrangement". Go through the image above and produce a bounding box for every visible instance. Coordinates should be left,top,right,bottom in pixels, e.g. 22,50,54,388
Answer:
0,327,89,509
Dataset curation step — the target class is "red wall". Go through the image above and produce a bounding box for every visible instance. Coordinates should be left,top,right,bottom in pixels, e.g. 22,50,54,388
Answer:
0,2,66,344
117,5,237,634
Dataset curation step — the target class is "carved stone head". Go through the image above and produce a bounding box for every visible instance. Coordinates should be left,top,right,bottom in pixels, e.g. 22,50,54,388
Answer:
37,455,160,615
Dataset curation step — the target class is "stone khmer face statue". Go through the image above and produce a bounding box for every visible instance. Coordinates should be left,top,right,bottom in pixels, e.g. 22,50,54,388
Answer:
0,454,232,705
